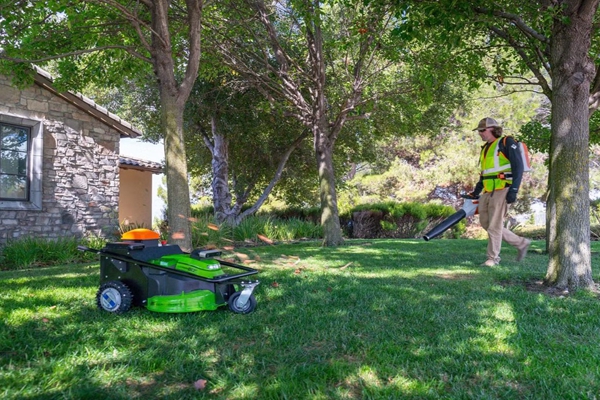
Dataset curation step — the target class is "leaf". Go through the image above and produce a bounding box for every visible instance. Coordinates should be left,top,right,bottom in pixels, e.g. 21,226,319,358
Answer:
271,282,279,288
340,262,353,270
207,223,219,231
194,379,207,391
223,246,235,251
235,252,249,260
257,234,274,244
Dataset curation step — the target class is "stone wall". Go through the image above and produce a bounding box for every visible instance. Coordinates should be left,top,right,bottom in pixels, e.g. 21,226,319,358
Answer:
0,74,121,244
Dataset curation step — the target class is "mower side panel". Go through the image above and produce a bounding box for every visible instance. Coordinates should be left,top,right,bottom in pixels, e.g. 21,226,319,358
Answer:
147,290,222,313
99,255,150,307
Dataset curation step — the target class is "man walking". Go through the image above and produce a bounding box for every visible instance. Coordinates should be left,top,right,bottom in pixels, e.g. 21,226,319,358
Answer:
466,117,531,266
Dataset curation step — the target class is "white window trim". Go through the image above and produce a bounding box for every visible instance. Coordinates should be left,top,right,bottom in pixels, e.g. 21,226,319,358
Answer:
0,114,43,211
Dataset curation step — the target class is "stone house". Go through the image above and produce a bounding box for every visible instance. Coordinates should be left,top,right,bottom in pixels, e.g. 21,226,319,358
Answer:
0,68,161,245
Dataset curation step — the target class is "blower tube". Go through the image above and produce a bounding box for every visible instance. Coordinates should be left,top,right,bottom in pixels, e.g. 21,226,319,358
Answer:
422,197,478,241
422,210,467,241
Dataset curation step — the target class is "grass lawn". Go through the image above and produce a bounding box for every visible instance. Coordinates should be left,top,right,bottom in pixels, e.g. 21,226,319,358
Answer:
2,238,600,399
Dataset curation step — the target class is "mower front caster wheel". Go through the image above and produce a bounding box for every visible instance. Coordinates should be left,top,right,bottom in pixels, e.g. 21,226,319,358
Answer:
228,291,257,314
96,281,133,314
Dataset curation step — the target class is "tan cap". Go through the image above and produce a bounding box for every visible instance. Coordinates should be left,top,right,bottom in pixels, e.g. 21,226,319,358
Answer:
473,117,501,131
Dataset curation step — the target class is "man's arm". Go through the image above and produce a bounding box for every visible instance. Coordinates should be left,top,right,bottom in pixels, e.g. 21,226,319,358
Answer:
503,137,524,203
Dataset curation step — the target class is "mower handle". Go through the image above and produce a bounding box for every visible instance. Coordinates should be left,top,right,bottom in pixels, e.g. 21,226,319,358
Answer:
77,245,99,253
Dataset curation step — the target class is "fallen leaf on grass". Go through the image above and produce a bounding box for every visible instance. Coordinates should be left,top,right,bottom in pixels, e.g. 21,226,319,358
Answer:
194,379,207,391
340,262,353,270
223,246,235,251
235,252,249,260
271,282,280,288
42,318,49,323
207,223,219,231
257,234,274,244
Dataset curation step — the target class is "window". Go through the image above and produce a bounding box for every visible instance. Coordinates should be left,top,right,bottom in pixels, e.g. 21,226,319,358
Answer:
0,115,43,211
0,123,30,200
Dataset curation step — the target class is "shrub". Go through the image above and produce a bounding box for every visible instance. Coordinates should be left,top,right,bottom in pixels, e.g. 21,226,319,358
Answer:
0,234,107,270
348,201,460,239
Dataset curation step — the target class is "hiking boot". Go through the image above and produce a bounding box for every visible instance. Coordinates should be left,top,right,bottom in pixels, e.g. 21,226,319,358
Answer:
516,239,531,262
480,259,499,267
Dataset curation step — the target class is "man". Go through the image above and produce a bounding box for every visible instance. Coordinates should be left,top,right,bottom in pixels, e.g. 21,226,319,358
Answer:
466,117,531,266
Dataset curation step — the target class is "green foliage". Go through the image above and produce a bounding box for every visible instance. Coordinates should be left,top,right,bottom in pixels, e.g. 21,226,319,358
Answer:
350,201,454,220
188,213,322,248
261,206,322,223
348,200,461,239
0,235,106,270
519,120,551,155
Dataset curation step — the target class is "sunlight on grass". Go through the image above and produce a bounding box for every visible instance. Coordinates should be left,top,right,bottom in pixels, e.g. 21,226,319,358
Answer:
2,239,600,398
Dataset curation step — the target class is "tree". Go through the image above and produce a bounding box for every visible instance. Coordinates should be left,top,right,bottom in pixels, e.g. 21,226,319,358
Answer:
210,0,462,245
0,0,204,251
184,77,312,225
411,0,600,291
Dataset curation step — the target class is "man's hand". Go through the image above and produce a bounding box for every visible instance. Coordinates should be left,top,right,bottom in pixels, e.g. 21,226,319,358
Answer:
461,192,480,200
506,188,518,204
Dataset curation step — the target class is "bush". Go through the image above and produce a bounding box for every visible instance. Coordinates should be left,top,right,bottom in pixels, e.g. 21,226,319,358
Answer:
348,201,460,239
0,234,106,270
189,215,323,247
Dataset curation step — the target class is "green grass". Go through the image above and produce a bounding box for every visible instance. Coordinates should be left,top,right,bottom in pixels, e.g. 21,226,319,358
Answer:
2,239,600,399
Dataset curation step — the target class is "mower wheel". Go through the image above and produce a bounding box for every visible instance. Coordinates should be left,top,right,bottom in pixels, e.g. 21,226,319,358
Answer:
96,281,133,314
228,291,257,314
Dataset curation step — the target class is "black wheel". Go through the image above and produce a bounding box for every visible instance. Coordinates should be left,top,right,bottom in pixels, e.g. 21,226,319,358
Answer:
228,291,257,314
96,281,133,314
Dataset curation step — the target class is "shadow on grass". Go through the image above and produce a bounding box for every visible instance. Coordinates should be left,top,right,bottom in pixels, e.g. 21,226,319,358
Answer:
2,239,600,399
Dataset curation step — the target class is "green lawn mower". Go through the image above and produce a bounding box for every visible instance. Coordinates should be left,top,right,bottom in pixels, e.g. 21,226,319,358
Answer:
78,229,259,315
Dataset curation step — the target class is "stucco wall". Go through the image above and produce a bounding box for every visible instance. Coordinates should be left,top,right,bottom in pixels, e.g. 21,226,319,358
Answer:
118,168,153,228
0,74,121,244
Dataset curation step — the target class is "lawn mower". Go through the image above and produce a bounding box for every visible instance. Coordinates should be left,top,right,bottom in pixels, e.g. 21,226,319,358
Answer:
78,229,259,314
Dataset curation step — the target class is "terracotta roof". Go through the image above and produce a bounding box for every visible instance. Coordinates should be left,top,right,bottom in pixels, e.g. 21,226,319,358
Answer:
32,66,142,138
119,156,163,174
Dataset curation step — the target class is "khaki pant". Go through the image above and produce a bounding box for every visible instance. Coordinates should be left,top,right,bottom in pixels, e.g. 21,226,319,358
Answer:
478,188,528,263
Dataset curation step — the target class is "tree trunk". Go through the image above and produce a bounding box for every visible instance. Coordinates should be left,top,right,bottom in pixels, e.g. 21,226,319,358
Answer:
150,0,202,252
161,94,193,251
315,128,344,246
544,1,597,291
208,117,234,225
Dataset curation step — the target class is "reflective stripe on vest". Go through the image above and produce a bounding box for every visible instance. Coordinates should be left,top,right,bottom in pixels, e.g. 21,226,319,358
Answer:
480,138,512,192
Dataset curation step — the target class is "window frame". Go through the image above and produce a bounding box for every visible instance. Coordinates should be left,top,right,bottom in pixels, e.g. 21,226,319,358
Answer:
0,114,43,211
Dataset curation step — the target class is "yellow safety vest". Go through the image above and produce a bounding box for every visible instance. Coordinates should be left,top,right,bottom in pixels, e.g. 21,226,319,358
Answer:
480,138,512,192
